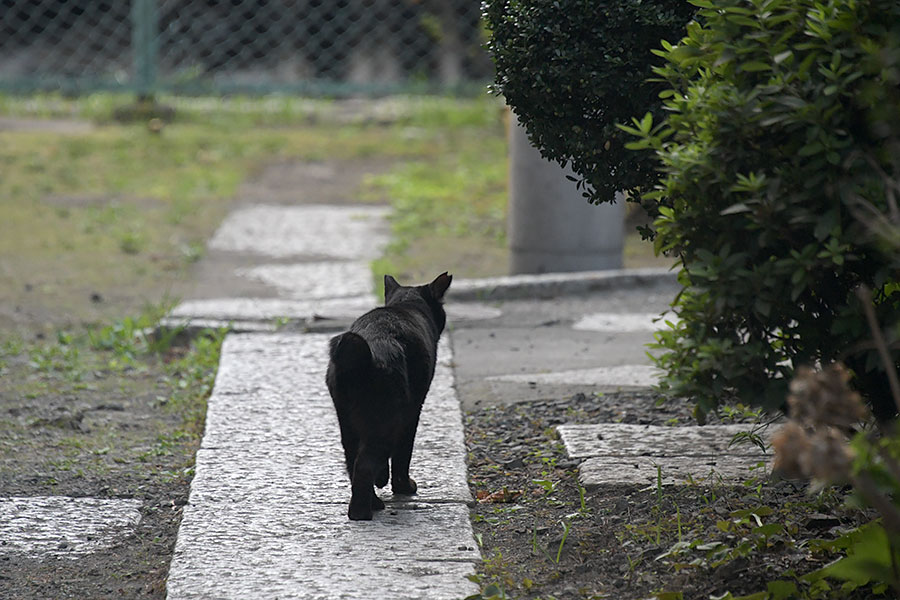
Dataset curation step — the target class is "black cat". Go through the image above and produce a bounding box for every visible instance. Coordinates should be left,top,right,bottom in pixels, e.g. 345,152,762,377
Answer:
326,272,452,520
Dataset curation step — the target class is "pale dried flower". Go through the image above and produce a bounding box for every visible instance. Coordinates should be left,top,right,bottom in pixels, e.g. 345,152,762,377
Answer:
787,364,868,429
801,427,854,484
771,422,812,479
773,420,855,485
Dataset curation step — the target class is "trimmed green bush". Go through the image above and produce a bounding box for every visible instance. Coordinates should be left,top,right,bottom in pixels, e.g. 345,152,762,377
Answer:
623,0,900,418
483,0,696,216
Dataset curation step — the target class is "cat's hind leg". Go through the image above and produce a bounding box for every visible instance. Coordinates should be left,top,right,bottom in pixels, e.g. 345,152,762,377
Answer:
349,442,389,520
335,406,359,482
375,461,389,488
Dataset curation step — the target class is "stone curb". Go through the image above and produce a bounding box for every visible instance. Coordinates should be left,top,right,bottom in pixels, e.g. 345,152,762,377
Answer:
448,267,677,302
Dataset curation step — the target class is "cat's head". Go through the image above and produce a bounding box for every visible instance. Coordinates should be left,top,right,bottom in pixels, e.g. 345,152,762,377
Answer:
384,272,452,331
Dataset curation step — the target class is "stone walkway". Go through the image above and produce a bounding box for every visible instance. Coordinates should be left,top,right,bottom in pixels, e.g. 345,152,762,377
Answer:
0,496,142,558
166,334,477,599
165,203,480,599
558,423,771,488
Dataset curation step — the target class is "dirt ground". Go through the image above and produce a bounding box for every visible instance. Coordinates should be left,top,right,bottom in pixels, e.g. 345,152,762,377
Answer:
0,363,196,599
464,392,878,600
0,152,397,599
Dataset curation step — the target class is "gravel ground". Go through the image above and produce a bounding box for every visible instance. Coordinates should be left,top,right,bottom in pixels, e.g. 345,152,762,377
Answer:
463,391,877,600
0,359,198,599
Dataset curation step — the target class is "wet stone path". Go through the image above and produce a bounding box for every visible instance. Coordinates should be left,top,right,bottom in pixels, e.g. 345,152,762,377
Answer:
165,202,480,600
166,334,478,599
0,497,143,558
558,423,772,489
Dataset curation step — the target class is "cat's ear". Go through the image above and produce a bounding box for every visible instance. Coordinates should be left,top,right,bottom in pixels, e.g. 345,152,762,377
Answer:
384,275,401,303
429,272,452,302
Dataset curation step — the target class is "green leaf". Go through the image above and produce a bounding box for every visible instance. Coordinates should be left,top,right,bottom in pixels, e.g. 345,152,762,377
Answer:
726,15,761,28
773,50,793,64
766,580,798,600
753,522,785,537
805,522,896,586
667,45,703,65
740,61,771,72
616,123,643,137
625,139,652,150
798,141,824,156
720,203,752,216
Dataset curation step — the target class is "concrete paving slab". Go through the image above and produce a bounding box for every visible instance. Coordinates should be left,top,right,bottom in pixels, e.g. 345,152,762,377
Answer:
557,423,772,459
236,261,373,299
158,317,278,334
447,303,503,322
573,312,675,332
171,296,378,323
167,500,477,600
199,335,469,491
188,445,471,507
457,379,615,409
452,328,656,377
577,455,770,489
448,295,666,409
451,290,679,331
0,496,142,558
167,333,477,599
194,379,471,504
208,204,390,259
488,365,661,388
170,297,500,330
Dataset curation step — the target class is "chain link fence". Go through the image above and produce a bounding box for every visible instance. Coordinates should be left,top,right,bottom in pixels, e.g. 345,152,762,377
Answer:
0,0,491,96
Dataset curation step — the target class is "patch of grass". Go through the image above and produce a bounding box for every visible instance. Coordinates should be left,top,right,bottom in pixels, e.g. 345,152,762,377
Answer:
159,326,227,438
363,105,670,287
366,125,509,285
0,301,225,490
0,92,504,129
0,93,504,332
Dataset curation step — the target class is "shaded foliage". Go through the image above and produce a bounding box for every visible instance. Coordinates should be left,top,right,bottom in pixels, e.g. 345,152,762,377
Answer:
483,0,696,217
623,0,900,417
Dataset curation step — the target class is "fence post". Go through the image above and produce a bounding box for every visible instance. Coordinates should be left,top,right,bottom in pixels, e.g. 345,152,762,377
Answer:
131,0,159,100
507,112,624,274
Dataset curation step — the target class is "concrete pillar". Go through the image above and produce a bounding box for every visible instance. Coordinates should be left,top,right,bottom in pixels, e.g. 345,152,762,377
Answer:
507,114,624,274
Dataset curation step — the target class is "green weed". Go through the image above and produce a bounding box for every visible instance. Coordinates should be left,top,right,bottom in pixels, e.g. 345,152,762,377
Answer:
366,122,508,282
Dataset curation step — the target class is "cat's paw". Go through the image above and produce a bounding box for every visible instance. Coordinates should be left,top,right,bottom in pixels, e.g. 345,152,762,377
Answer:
372,493,385,511
348,503,374,521
392,476,417,495
375,463,389,488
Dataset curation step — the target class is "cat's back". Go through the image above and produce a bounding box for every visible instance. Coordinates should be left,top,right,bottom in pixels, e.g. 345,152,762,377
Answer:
349,304,437,390
350,304,436,350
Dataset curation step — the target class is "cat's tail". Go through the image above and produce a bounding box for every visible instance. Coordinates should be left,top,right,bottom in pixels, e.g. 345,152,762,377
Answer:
328,332,372,377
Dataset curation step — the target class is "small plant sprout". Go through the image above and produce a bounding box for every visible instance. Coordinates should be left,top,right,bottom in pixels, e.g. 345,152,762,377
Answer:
555,519,571,564
577,479,588,513
532,478,557,495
